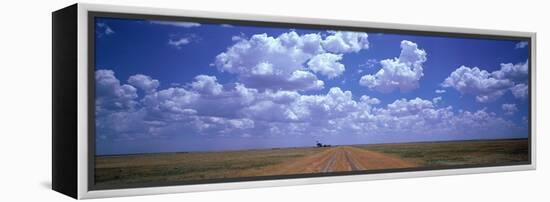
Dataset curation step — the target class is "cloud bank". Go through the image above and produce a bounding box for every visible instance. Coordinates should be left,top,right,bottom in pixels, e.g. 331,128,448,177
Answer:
96,69,523,144
442,61,528,102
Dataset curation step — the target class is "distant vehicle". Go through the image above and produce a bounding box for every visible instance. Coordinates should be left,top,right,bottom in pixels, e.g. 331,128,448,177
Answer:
316,141,331,148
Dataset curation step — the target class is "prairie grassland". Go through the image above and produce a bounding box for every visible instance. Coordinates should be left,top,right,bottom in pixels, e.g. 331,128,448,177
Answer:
354,139,529,166
95,139,529,187
95,147,326,186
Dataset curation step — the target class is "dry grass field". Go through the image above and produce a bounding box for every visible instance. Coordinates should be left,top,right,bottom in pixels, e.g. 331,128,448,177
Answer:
356,139,529,166
95,138,529,187
95,147,325,186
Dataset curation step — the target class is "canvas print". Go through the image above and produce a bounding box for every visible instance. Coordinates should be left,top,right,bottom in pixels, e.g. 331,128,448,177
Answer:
93,16,530,188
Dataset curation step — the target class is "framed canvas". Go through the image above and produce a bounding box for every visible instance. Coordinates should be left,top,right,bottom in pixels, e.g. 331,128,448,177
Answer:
52,3,536,199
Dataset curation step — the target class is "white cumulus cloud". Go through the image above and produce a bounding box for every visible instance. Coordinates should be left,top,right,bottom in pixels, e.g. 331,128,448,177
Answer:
359,40,427,93
95,69,138,112
510,83,528,99
360,95,381,105
214,31,325,91
442,61,528,102
214,31,370,91
128,74,160,94
190,75,223,96
307,53,345,79
142,87,200,120
442,66,513,102
492,61,528,82
321,31,369,53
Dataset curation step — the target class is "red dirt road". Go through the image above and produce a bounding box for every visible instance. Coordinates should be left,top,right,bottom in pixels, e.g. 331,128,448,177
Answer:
239,146,416,176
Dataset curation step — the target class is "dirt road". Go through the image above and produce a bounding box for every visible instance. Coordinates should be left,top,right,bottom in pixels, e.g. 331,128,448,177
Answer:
238,146,416,176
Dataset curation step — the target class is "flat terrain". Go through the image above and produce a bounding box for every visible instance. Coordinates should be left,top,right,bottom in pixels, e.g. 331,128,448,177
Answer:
95,139,528,187
238,146,415,176
356,139,529,166
95,147,323,186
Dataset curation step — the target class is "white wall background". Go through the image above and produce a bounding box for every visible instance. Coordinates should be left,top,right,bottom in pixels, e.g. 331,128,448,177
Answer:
0,0,546,201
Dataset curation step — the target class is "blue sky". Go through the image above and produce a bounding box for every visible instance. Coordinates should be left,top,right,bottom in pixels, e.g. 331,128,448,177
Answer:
94,17,529,155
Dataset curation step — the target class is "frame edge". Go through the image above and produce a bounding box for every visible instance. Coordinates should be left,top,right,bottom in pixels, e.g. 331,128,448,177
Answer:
52,3,79,199
75,3,537,199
